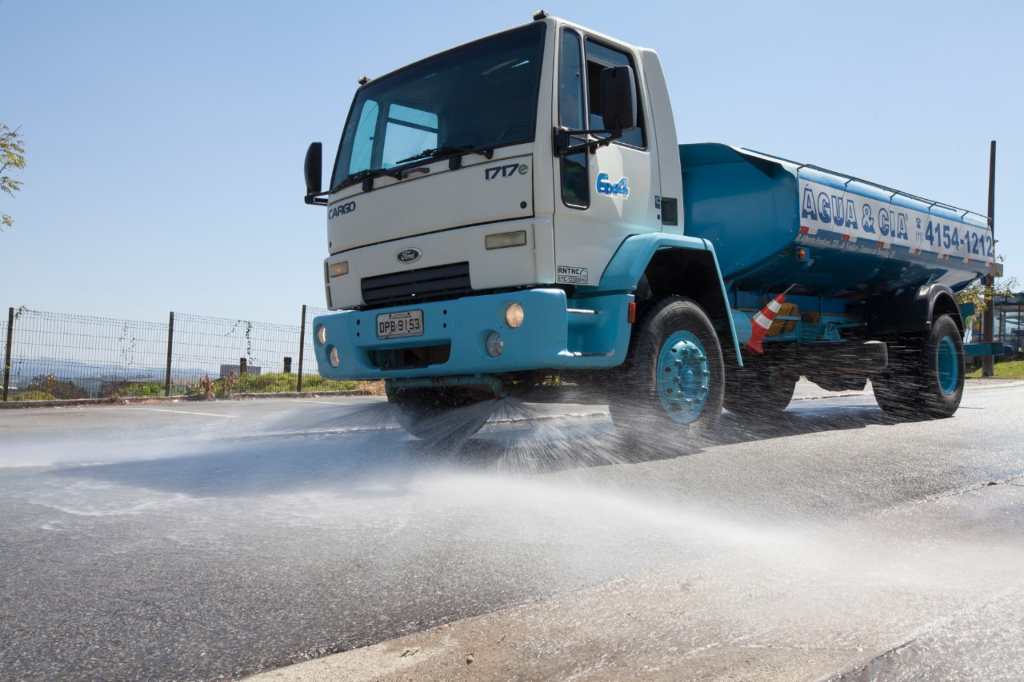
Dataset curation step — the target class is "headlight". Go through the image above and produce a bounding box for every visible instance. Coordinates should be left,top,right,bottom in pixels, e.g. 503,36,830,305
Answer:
485,331,504,357
329,261,349,278
316,324,327,345
328,346,340,367
504,302,524,328
485,230,527,250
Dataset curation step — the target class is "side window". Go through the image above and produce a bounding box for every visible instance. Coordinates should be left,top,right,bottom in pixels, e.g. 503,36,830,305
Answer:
381,103,439,167
558,29,588,208
585,39,645,148
347,99,379,176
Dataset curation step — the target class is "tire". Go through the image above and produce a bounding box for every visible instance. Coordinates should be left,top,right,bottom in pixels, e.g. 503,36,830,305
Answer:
724,365,798,418
386,386,493,444
873,314,964,419
609,297,725,439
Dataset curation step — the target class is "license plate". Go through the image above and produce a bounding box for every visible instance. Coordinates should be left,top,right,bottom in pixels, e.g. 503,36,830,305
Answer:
376,310,424,339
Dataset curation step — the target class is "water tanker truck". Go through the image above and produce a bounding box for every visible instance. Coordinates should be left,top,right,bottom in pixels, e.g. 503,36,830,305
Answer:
302,13,1002,439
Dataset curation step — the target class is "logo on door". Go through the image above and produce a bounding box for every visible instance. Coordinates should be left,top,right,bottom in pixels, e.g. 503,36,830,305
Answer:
596,172,630,198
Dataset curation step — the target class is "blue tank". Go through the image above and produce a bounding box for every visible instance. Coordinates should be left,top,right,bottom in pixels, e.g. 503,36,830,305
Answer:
679,143,996,297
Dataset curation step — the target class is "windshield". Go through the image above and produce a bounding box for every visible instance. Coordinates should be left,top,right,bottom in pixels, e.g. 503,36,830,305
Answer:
331,23,546,190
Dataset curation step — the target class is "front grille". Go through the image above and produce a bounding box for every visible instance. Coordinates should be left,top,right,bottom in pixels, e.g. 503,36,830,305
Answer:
361,262,471,307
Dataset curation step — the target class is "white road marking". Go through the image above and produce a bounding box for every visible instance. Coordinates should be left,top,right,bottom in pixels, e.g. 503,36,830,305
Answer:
125,407,237,419
241,425,401,439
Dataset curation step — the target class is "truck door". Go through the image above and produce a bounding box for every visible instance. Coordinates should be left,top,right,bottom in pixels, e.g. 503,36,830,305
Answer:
552,28,661,289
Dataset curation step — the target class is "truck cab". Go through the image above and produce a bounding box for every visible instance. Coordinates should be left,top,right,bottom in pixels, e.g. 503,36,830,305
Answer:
304,14,996,440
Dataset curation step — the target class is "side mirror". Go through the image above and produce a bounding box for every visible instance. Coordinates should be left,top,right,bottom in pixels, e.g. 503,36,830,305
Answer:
599,65,637,135
304,142,323,205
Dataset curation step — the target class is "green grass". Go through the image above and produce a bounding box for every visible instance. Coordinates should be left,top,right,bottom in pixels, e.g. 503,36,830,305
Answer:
229,372,360,394
10,390,58,401
182,371,364,397
6,373,370,403
13,382,164,401
104,381,165,398
967,359,1024,379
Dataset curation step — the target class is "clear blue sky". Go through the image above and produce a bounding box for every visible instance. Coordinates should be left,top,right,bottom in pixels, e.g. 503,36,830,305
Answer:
3,0,1021,323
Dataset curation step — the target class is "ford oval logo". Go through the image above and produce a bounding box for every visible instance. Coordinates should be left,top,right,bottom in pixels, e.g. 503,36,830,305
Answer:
397,248,421,265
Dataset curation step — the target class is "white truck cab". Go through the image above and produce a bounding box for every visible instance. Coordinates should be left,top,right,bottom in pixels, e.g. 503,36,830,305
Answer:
313,15,680,310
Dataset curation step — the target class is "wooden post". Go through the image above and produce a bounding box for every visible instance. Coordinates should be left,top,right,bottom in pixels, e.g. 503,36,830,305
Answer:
2,307,13,402
297,304,307,393
164,311,175,397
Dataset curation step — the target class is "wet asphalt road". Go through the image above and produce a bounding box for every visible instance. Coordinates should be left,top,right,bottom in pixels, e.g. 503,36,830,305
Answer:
1,382,1024,681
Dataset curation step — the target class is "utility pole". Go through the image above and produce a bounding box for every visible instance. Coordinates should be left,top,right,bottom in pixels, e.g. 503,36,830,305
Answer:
982,140,996,377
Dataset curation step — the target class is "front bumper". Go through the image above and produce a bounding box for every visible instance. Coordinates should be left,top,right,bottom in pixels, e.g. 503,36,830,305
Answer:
313,288,632,380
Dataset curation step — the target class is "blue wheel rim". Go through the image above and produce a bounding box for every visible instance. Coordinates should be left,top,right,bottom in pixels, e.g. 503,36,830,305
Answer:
656,331,710,424
937,336,959,397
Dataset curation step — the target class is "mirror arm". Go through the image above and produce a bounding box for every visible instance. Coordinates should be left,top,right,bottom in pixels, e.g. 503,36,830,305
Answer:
304,192,330,206
552,127,623,156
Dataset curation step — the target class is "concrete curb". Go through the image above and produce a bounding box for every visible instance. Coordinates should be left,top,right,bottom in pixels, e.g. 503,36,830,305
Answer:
0,390,378,410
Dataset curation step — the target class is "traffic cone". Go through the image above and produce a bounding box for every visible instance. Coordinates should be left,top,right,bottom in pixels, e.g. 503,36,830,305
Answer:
747,286,794,354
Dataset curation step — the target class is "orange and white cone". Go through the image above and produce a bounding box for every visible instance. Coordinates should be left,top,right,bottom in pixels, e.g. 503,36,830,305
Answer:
747,286,794,355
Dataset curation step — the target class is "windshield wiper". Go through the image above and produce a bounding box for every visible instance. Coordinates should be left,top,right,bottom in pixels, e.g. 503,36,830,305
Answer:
332,167,396,193
395,144,495,166
334,144,498,193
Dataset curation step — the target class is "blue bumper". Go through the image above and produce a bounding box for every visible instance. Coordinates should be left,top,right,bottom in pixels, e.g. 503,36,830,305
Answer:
313,288,633,380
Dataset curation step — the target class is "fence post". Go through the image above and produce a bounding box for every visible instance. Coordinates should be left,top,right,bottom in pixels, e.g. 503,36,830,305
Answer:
164,311,175,397
3,307,13,402
297,304,307,393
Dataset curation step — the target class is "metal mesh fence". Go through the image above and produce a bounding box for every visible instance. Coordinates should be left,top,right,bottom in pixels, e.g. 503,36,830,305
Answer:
173,314,294,382
1,305,337,401
4,308,170,400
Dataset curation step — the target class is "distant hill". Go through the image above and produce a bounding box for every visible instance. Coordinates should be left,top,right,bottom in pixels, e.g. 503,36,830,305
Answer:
6,357,212,394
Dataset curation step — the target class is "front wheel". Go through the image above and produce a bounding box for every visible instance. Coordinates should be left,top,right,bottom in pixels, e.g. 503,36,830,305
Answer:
609,297,725,438
873,314,965,419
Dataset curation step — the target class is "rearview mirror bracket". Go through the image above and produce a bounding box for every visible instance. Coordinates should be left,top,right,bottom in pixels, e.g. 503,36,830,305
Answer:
552,126,624,157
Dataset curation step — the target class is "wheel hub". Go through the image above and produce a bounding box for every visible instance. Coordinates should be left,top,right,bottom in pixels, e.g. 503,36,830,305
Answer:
657,331,710,424
937,336,959,397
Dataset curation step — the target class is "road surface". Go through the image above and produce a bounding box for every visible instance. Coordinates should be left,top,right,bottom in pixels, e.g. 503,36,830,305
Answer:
1,380,1023,680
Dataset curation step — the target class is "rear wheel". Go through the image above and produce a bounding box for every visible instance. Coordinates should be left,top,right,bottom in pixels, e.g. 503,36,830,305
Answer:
609,297,724,439
386,385,494,444
724,364,798,418
873,314,964,419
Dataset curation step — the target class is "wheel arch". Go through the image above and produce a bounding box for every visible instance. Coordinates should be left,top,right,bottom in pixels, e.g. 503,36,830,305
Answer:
866,283,964,337
598,233,742,366
930,288,964,335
